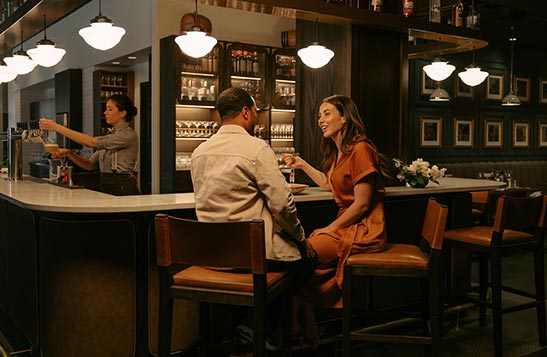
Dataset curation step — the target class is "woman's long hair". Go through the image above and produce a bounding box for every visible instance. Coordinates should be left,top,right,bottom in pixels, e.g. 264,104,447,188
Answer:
319,95,390,179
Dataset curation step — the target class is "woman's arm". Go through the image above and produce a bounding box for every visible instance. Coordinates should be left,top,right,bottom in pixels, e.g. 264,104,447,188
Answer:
282,154,330,189
310,181,373,237
53,149,95,171
39,118,98,148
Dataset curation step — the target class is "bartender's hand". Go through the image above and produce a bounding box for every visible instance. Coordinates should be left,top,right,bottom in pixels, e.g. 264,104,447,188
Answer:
281,153,305,169
51,148,71,160
39,118,59,132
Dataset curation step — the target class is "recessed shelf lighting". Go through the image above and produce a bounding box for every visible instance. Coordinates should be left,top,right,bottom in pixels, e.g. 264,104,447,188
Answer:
111,61,121,65
128,56,137,60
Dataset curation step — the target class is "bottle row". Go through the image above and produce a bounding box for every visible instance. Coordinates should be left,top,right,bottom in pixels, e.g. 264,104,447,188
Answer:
175,40,296,109
0,0,27,23
100,90,126,101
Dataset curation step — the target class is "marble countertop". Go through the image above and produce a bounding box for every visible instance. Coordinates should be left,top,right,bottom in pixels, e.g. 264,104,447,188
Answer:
0,175,506,213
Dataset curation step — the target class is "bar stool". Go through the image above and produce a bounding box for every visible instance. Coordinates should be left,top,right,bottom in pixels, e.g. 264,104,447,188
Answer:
342,198,448,357
153,214,293,357
471,190,490,225
443,195,547,357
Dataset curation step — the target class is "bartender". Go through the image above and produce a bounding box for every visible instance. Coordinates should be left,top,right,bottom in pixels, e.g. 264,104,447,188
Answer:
39,94,139,195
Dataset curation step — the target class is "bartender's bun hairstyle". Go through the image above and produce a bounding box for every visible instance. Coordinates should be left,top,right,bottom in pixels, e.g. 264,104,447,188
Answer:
109,94,138,122
216,87,254,121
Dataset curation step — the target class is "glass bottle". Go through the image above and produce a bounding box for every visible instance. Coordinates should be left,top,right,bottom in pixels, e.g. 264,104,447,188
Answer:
452,0,464,27
402,0,415,17
369,0,382,12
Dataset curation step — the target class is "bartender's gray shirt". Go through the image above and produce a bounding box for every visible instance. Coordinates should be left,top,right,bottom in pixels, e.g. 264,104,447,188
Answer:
191,124,305,262
90,122,138,173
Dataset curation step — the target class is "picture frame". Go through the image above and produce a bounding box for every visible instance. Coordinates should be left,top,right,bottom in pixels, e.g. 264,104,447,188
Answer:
486,74,504,100
512,121,530,148
420,116,442,148
539,79,547,104
454,118,474,148
539,122,547,148
515,77,530,103
455,76,474,98
484,120,503,148
420,69,436,96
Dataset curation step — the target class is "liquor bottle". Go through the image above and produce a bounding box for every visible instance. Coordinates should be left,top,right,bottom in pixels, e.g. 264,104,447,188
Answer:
402,0,415,17
252,52,259,77
369,0,382,12
452,0,464,27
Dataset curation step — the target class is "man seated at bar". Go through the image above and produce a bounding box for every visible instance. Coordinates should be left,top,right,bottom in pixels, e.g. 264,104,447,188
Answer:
190,87,317,344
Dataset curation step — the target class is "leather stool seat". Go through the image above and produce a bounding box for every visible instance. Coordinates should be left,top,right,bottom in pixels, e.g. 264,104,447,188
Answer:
174,266,289,293
445,226,533,247
347,244,427,270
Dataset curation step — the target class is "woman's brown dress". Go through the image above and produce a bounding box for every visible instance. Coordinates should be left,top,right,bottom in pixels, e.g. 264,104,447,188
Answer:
299,141,387,308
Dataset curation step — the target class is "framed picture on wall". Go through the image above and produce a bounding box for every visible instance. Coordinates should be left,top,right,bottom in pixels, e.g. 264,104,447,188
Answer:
454,118,474,148
539,79,547,104
420,116,442,148
515,77,530,103
486,74,504,100
512,121,530,148
484,120,503,148
455,77,473,98
420,69,436,96
539,122,547,148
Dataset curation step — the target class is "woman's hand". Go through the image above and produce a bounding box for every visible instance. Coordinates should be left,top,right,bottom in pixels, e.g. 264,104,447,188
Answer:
39,118,58,132
50,148,71,160
281,153,305,169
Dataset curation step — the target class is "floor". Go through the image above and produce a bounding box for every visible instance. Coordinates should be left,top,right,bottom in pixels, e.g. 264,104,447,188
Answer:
293,249,547,357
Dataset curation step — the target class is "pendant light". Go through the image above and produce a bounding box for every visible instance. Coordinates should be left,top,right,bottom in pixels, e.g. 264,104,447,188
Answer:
4,30,37,75
175,0,217,58
0,60,17,83
27,15,66,67
501,26,520,106
429,81,450,102
423,57,455,82
458,48,489,86
79,0,126,51
297,18,334,69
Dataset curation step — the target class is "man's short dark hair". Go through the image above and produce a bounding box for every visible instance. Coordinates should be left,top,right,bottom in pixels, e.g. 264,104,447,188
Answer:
216,87,254,120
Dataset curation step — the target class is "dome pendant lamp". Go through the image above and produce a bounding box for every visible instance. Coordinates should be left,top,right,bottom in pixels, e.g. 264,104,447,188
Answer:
501,26,520,106
79,0,126,51
175,0,217,58
0,60,17,83
429,81,450,102
27,15,66,67
423,57,455,82
458,48,489,86
297,18,334,69
4,30,37,75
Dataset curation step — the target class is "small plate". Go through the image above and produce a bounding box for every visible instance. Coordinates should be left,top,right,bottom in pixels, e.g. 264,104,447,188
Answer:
288,183,308,194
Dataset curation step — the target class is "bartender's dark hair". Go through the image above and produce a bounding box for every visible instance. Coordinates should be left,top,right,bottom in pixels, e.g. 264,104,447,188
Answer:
320,94,391,179
109,94,138,121
217,87,255,120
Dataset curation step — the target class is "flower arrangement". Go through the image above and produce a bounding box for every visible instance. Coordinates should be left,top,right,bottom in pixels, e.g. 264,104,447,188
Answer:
393,158,447,188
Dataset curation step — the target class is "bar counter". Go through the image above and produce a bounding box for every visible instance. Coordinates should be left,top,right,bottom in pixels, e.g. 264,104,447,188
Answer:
0,176,504,213
0,176,505,357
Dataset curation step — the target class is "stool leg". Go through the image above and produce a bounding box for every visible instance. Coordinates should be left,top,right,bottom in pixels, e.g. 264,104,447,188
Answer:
342,268,353,357
157,278,173,357
491,251,503,357
478,254,489,326
428,269,441,357
534,244,547,346
253,301,267,356
198,302,210,357
279,288,293,357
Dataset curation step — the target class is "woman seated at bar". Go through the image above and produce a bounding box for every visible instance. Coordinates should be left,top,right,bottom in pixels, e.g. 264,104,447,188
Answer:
283,94,390,347
39,94,140,195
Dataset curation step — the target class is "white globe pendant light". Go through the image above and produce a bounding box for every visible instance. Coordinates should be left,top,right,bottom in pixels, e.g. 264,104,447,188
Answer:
0,61,17,83
457,49,489,87
79,0,126,51
297,18,334,69
27,15,66,67
4,30,37,75
175,0,217,58
423,57,455,82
